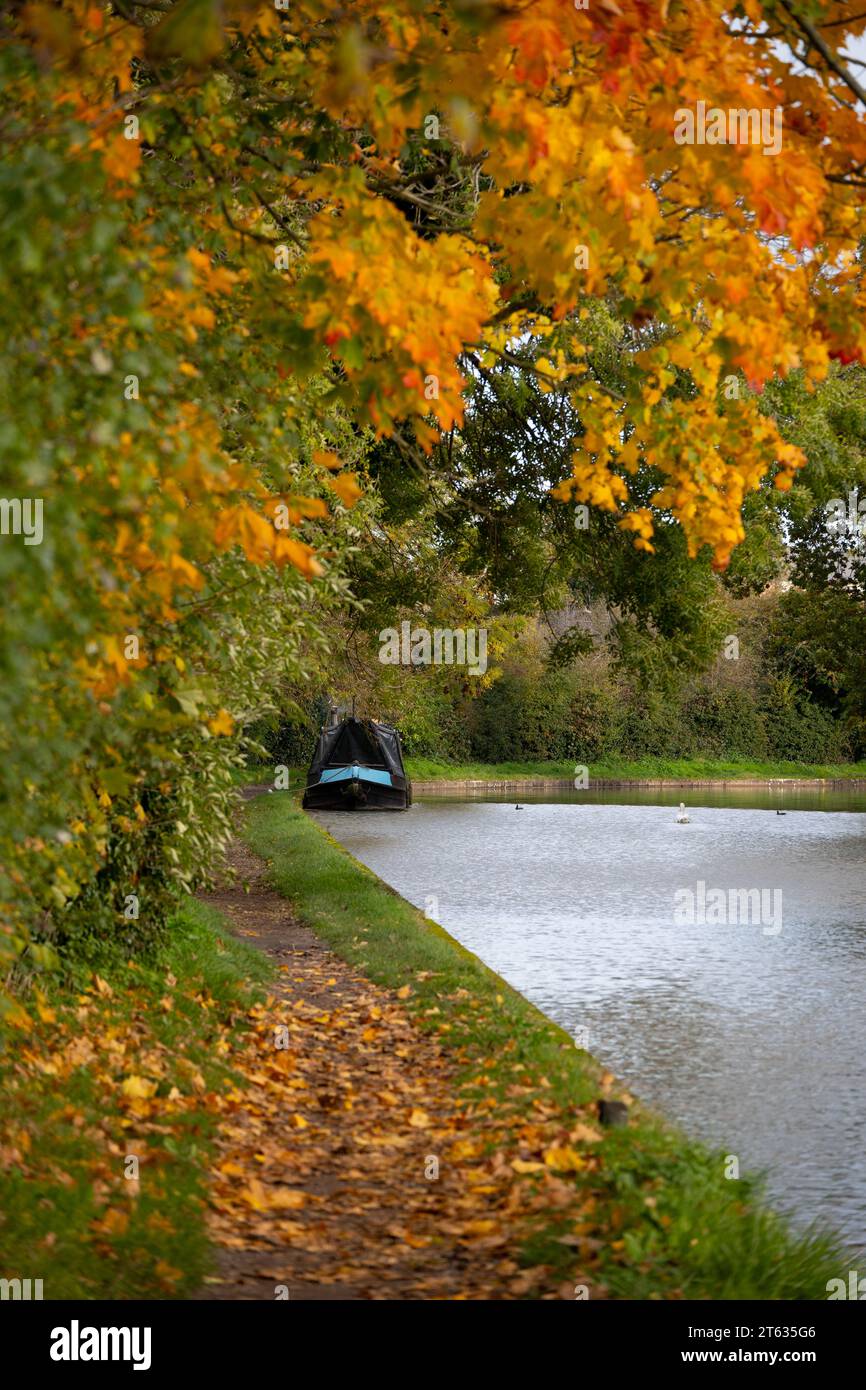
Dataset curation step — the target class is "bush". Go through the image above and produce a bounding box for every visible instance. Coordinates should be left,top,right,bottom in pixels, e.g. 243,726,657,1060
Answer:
762,680,851,763
568,684,625,761
396,693,473,761
404,640,858,768
467,674,524,761
684,688,769,759
469,670,581,761
616,691,690,759
248,699,326,770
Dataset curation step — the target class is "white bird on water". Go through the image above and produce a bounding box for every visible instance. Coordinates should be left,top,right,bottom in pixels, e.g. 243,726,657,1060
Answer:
676,802,690,823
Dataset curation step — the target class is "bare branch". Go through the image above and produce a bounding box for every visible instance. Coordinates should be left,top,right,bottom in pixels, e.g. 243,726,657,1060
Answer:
779,0,866,105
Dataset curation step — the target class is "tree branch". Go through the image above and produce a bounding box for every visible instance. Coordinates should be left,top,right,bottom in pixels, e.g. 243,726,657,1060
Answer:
779,0,866,105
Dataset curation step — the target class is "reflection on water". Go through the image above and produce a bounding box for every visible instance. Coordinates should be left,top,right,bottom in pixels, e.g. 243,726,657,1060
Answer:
315,795,866,1246
419,783,866,812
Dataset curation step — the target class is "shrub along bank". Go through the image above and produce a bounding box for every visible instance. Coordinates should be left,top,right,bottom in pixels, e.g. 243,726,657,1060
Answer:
254,662,857,773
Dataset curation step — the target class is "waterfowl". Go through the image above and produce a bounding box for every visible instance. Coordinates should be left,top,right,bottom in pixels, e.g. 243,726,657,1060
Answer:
776,810,786,815
515,804,523,810
676,802,690,823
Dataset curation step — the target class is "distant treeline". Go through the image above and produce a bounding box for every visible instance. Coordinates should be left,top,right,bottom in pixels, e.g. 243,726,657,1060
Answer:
254,587,861,771
259,671,850,770
463,668,851,766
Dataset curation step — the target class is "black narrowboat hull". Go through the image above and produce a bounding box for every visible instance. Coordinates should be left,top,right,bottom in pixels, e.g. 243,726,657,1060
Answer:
302,766,412,812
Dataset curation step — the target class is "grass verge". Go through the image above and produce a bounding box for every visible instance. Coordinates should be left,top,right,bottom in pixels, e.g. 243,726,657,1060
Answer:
0,899,273,1299
406,754,866,782
244,792,846,1299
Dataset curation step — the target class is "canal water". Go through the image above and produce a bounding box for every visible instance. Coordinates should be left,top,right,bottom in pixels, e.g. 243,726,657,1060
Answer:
314,788,866,1247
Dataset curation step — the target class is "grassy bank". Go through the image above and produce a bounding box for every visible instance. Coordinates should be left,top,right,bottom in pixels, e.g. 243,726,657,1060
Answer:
406,754,866,782
0,900,272,1299
244,793,844,1299
236,755,866,788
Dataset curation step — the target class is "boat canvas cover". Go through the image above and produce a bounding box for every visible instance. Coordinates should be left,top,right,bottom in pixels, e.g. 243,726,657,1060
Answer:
308,718,406,780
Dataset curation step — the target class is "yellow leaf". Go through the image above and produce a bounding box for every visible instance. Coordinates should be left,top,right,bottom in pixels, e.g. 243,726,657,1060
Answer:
93,1207,129,1237
273,536,324,578
4,1001,33,1031
328,472,362,509
121,1075,158,1100
208,709,234,737
217,1160,245,1177
570,1123,603,1144
544,1145,584,1173
465,1219,498,1236
312,449,343,472
448,1138,482,1162
267,1188,307,1210
154,1260,183,1285
35,993,56,1024
240,1179,268,1211
168,553,204,589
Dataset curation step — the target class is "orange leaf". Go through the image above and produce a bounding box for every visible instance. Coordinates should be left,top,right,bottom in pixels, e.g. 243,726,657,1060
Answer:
328,472,362,509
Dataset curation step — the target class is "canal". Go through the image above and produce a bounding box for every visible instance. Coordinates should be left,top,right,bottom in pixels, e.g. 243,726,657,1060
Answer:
315,788,866,1247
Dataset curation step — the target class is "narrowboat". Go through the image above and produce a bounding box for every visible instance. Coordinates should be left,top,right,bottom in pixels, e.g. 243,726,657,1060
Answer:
302,716,412,811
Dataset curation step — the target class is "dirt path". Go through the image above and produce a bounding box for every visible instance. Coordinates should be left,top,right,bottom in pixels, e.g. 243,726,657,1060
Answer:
196,830,566,1300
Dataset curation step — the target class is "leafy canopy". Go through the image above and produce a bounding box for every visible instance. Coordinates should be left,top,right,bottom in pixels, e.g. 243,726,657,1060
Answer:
5,0,866,1004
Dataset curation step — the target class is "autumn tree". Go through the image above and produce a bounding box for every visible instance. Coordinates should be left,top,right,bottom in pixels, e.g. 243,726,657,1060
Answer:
5,0,866,1005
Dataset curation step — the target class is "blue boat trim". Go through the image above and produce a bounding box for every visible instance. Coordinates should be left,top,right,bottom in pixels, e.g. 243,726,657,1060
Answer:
318,764,393,788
